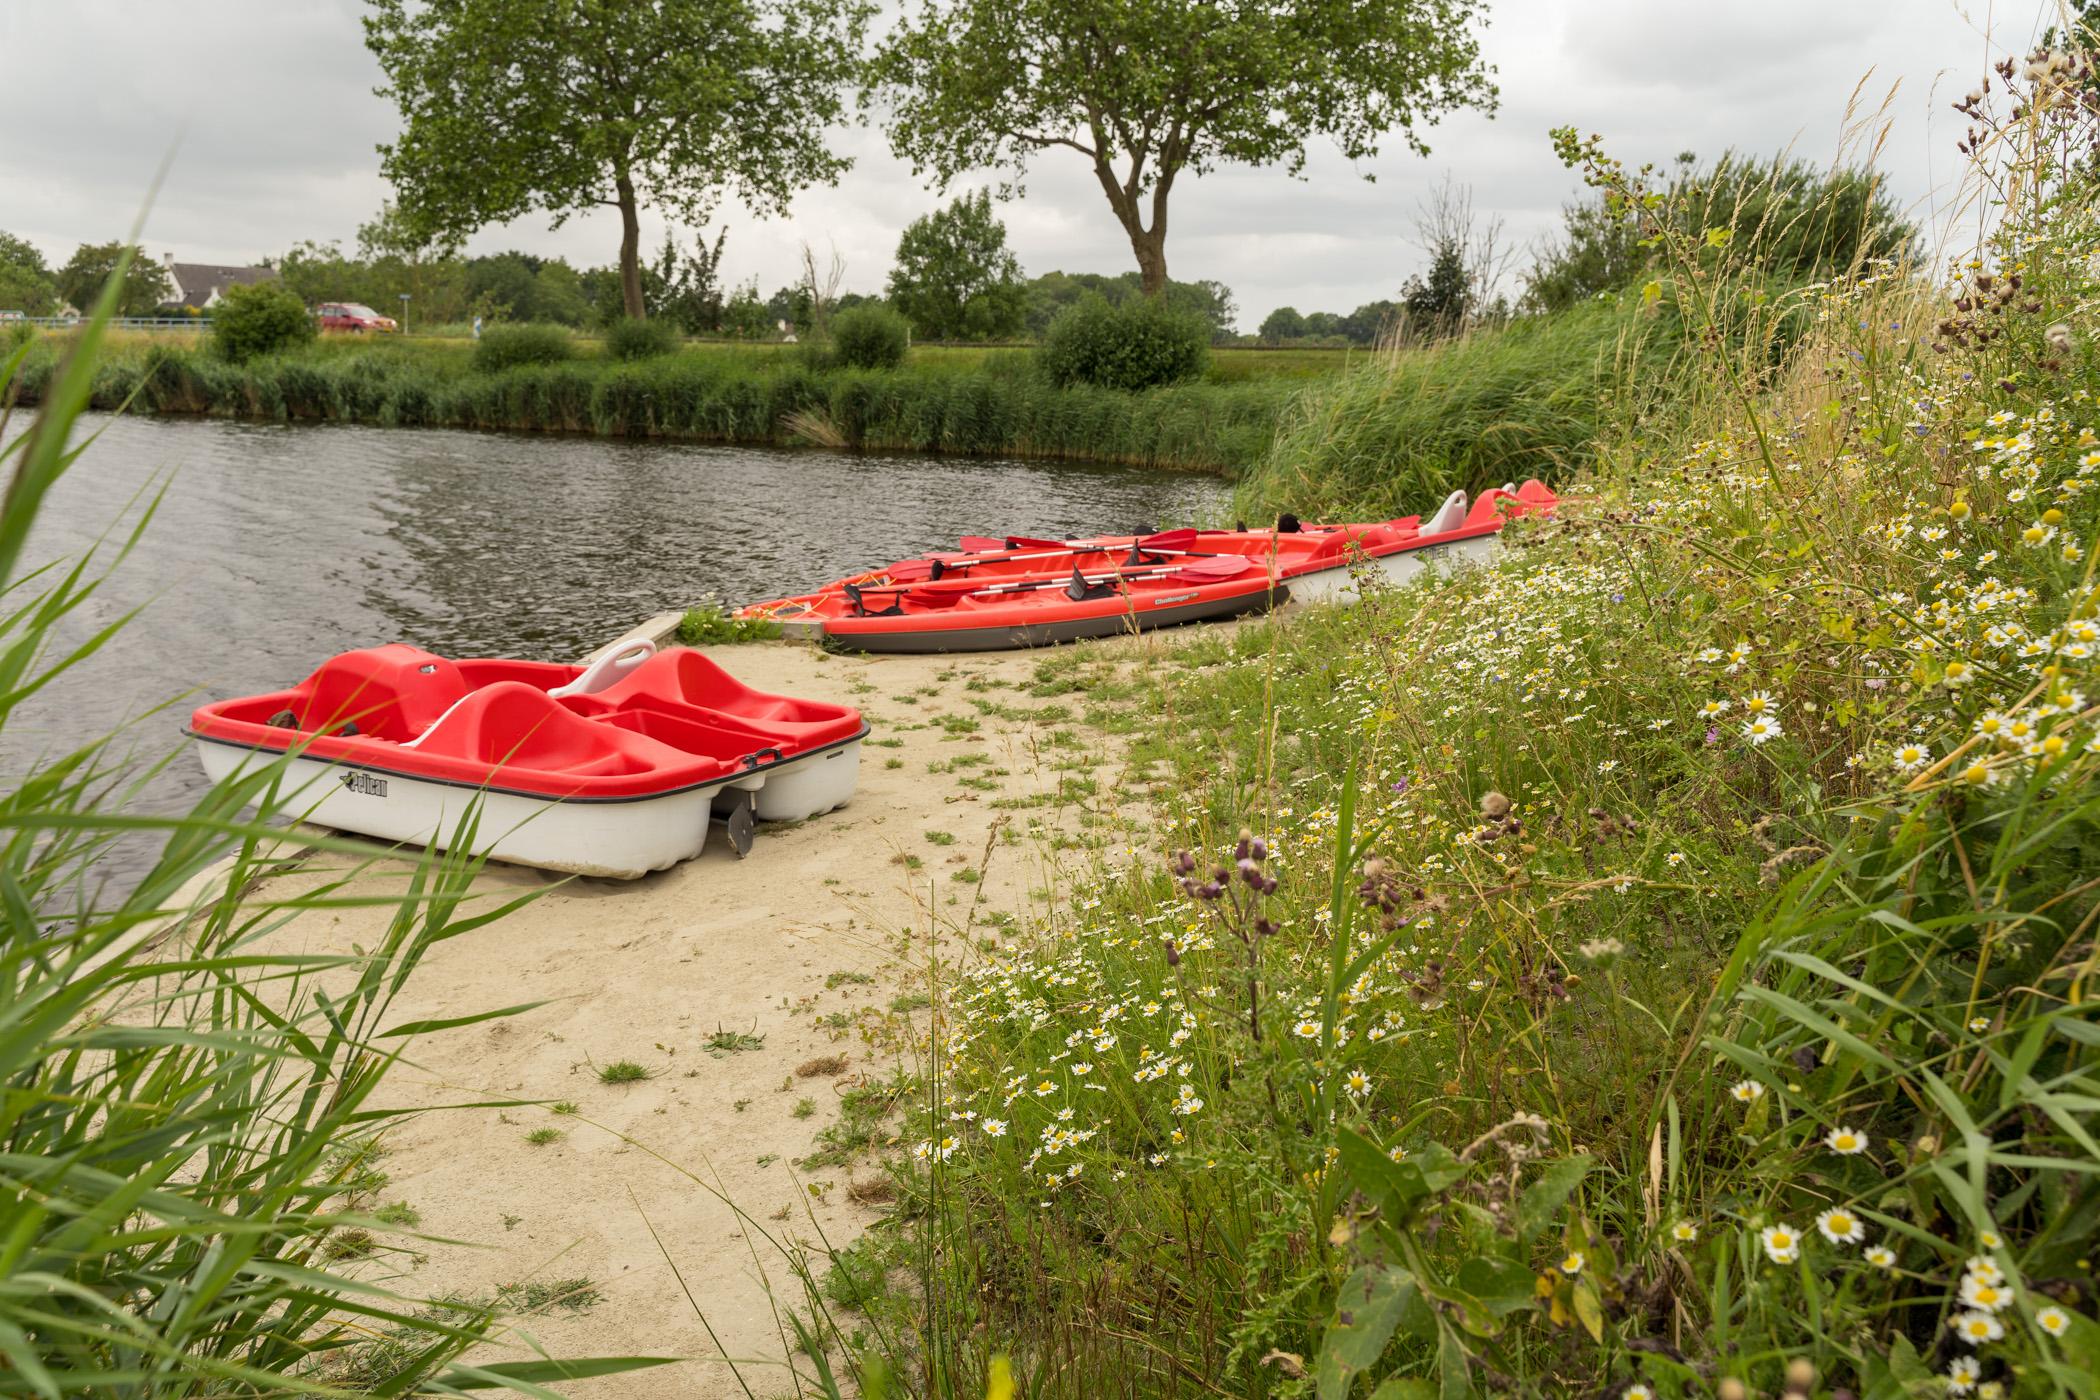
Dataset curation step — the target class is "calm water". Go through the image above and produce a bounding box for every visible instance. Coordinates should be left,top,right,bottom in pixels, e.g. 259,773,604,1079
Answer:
3,414,1227,883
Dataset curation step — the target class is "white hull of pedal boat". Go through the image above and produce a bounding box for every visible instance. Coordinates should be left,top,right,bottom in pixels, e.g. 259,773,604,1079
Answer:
193,738,729,879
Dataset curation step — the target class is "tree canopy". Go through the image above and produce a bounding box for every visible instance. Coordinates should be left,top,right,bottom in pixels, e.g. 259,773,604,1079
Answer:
886,190,1027,340
1021,271,1235,341
875,0,1497,294
0,233,59,316
365,0,871,319
56,243,170,316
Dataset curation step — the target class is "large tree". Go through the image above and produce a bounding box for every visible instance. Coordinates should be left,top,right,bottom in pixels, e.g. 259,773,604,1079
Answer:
875,0,1497,296
887,190,1026,340
55,243,171,316
364,0,871,319
0,233,59,316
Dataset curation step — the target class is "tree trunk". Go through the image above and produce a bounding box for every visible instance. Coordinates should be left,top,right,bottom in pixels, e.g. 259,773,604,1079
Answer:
1130,225,1169,297
1091,153,1174,296
616,174,645,320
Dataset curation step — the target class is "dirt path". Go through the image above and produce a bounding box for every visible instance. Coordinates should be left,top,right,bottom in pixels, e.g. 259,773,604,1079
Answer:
248,635,1168,1399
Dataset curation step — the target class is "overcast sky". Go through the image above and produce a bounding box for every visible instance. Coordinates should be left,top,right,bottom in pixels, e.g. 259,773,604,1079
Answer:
0,0,2053,329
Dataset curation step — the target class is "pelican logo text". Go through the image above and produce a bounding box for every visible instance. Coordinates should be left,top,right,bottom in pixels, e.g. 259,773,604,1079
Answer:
339,771,389,797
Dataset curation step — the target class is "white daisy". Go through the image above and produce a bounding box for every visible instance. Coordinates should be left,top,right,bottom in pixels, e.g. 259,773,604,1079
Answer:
1816,1207,1866,1245
1761,1224,1802,1264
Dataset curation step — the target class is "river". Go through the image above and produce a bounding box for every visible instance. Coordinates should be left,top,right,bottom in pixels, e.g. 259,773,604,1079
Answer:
2,413,1228,886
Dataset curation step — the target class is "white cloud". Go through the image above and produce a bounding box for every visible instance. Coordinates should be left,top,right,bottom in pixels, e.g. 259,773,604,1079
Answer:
0,0,2043,328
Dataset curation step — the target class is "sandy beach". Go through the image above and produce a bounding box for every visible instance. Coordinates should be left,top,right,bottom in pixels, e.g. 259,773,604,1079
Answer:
243,634,1163,1398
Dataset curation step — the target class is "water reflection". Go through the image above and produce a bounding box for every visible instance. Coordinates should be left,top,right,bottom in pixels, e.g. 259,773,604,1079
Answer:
2,413,1229,884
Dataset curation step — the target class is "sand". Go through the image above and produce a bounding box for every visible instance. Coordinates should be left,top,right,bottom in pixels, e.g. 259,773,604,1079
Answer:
244,635,1163,1399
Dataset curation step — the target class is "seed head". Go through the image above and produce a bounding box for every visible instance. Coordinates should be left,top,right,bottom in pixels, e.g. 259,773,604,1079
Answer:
1479,790,1511,820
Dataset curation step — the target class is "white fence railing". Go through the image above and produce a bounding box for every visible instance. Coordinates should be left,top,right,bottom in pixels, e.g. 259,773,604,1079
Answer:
4,316,213,330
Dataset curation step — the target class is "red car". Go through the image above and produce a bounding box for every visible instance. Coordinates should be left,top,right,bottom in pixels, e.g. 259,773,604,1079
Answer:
316,302,398,333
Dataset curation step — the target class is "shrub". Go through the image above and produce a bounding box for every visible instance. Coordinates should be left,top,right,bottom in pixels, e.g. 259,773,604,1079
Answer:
1036,293,1209,391
827,304,911,370
211,281,316,364
471,322,574,373
604,315,679,361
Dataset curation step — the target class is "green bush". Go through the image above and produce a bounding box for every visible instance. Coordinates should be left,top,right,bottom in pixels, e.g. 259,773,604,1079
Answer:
1036,293,1210,391
827,304,911,370
211,281,316,364
604,315,679,361
471,322,575,373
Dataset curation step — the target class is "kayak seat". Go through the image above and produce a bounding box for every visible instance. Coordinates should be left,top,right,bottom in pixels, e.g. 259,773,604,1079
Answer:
414,682,672,777
601,648,863,746
295,644,469,741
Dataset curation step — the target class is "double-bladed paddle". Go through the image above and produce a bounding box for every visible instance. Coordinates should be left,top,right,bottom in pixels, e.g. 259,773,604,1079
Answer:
879,528,1205,583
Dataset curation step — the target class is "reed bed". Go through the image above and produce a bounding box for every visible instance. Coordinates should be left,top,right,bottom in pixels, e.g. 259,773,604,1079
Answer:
5,337,1289,474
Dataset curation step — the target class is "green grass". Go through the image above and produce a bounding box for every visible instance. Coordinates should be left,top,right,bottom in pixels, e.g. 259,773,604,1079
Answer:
1234,291,1705,521
811,123,2100,1399
596,1059,653,1084
677,605,781,645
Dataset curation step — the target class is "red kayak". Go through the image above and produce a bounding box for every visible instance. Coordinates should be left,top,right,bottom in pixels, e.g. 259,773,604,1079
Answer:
821,554,1286,653
741,481,1556,650
187,642,866,876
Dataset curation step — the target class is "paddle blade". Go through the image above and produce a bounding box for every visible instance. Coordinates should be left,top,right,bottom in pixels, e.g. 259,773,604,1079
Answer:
1006,535,1065,550
1137,527,1199,551
1174,555,1254,580
884,559,939,582
959,535,1005,552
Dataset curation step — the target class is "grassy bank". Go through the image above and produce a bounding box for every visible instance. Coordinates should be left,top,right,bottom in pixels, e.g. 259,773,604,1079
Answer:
817,92,2100,1400
2,333,1351,474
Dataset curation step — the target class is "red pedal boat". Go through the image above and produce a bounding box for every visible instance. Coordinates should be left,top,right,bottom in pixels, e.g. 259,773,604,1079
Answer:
187,641,866,877
741,480,1556,651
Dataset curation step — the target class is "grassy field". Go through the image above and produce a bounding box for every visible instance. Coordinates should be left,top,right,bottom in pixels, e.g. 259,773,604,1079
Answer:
798,91,2100,1400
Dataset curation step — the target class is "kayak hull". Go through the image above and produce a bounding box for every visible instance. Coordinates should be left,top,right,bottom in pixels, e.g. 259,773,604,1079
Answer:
738,480,1556,649
1283,530,1503,604
825,581,1285,654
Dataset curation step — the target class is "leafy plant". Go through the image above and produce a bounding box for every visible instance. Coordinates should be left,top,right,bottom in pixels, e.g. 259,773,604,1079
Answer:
828,303,912,370
887,190,1026,340
1036,293,1209,391
677,604,782,645
471,321,575,372
604,313,680,360
212,280,318,362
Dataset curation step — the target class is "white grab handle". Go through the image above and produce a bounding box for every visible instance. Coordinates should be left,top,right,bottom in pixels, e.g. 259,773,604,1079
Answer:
1422,489,1468,535
549,638,656,700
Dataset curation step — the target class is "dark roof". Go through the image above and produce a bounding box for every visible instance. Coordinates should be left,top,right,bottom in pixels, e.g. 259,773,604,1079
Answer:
164,262,276,307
